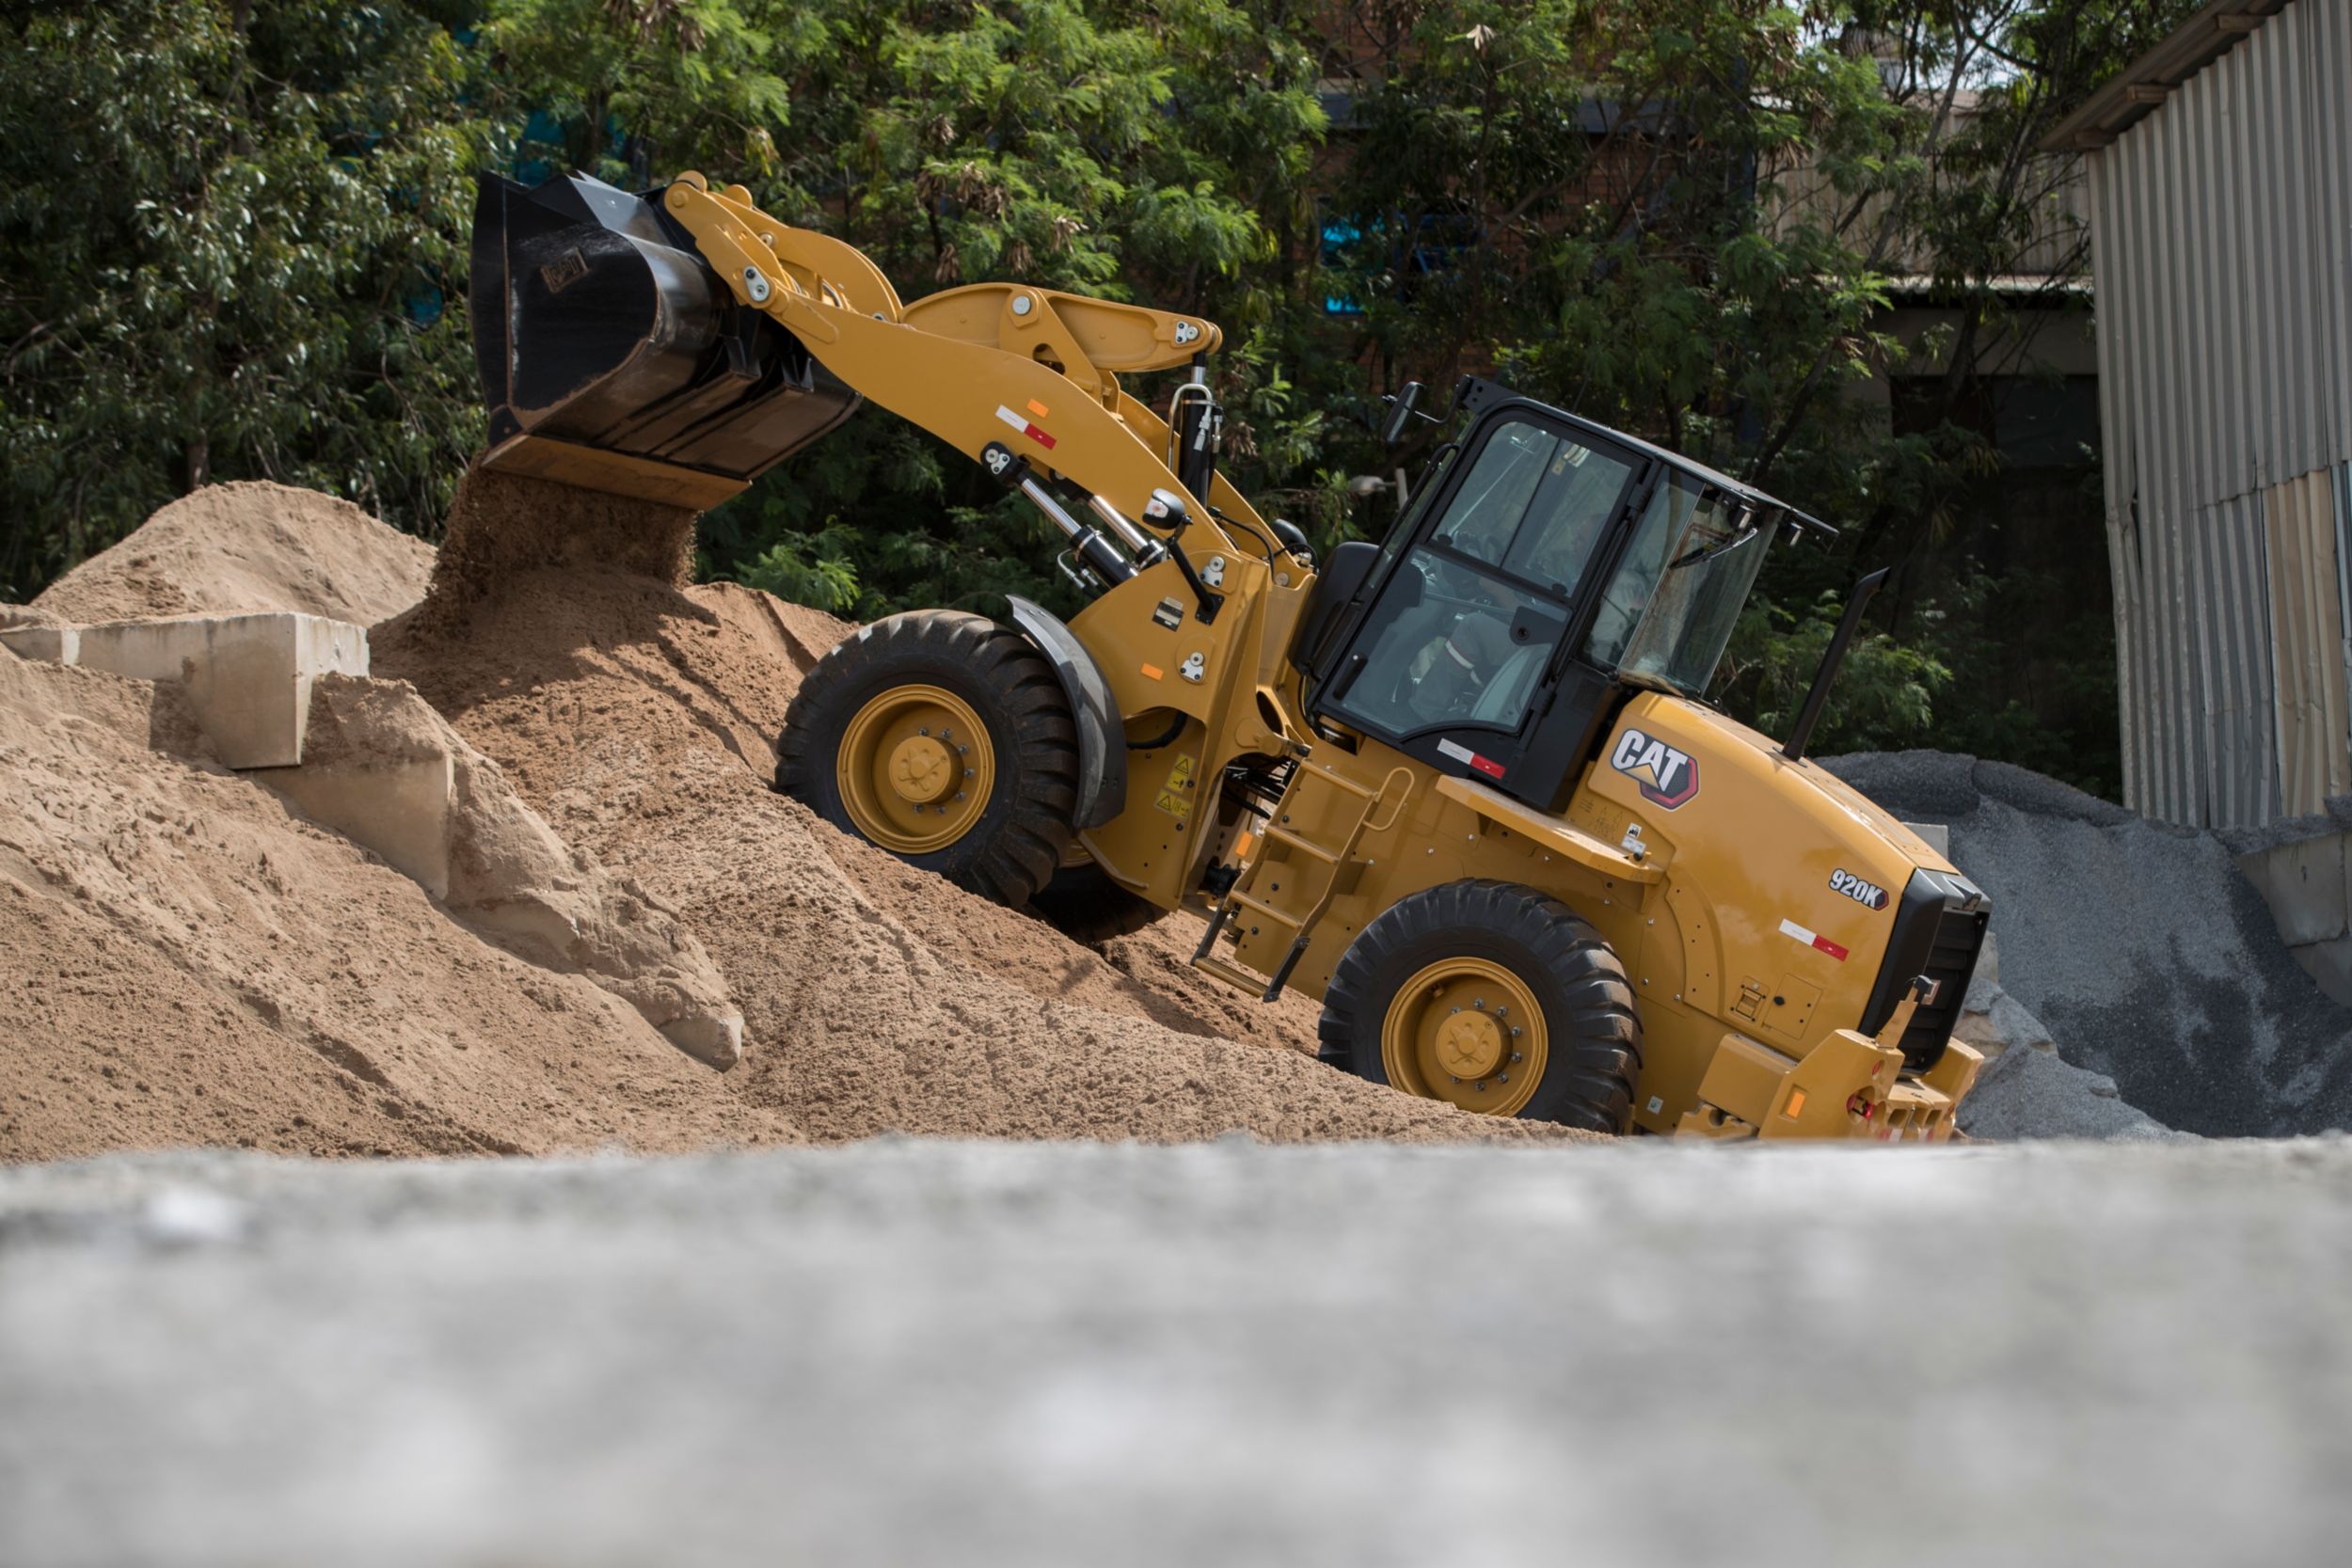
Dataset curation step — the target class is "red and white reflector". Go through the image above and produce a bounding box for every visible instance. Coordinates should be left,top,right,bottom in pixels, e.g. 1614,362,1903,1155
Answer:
995,404,1057,451
1778,917,1849,961
1436,737,1506,780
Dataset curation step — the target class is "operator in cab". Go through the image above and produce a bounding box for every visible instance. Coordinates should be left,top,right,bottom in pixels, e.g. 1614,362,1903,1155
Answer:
1392,424,1629,726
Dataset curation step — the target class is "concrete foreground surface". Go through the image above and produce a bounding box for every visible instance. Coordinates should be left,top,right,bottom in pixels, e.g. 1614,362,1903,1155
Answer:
3,1139,2348,1567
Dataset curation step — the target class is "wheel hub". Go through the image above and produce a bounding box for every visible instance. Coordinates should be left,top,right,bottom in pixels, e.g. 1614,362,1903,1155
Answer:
1433,1008,1504,1079
888,736,956,803
834,684,995,855
1378,957,1548,1117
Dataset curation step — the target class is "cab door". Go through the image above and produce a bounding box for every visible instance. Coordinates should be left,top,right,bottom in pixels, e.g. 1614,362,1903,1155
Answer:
1311,406,1649,800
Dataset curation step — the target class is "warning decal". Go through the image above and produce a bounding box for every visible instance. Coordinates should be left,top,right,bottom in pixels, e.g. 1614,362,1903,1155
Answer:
1153,754,1197,819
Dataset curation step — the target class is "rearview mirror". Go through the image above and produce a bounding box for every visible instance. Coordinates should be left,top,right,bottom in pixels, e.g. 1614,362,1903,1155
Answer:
1379,381,1424,449
1141,487,1192,530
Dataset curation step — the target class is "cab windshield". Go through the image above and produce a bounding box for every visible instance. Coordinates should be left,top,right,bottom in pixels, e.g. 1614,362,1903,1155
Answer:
1583,474,1773,697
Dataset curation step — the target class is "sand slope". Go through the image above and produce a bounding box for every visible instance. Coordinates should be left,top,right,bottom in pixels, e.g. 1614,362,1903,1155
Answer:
0,653,800,1161
376,553,1574,1145
6,475,1575,1156
32,482,437,626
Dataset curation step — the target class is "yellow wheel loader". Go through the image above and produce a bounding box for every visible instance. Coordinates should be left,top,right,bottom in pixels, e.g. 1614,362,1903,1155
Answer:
469,168,1990,1140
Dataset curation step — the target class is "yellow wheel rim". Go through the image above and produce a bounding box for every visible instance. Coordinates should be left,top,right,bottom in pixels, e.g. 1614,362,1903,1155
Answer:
834,684,996,855
1379,957,1549,1117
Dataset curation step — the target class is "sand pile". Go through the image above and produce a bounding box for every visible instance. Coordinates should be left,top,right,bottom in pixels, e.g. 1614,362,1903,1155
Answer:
0,650,800,1162
5,472,1569,1157
1832,752,2352,1136
276,673,746,1068
32,483,436,626
374,471,1571,1144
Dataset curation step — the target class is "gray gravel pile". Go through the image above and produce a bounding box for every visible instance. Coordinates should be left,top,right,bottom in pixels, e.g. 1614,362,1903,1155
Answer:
4,1141,2350,1567
1949,934,2187,1141
1962,1037,2189,1141
1830,751,2352,1136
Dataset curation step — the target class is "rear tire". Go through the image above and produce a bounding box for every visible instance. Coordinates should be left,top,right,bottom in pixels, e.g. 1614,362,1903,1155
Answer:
1317,879,1641,1132
776,610,1076,907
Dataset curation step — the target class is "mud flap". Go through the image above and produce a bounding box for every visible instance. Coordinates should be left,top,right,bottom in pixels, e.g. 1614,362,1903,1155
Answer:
1004,596,1126,831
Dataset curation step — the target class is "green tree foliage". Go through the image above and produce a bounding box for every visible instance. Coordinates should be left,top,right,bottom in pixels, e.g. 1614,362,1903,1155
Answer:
0,0,2205,794
0,0,484,597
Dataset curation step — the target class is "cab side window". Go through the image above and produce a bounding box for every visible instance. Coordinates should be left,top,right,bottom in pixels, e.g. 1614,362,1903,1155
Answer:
1427,421,1557,564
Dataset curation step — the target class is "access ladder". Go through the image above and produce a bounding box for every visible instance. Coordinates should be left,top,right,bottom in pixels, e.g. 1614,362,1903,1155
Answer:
1189,758,1408,1002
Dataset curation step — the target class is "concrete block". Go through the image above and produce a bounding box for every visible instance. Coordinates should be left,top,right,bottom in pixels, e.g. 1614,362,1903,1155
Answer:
0,623,79,664
1952,980,2054,1063
251,751,456,901
2234,832,2351,947
1902,820,1950,857
2287,935,2352,1010
7,612,368,768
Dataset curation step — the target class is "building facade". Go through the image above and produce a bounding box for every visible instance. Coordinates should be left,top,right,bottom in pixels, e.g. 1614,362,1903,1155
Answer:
2051,0,2352,827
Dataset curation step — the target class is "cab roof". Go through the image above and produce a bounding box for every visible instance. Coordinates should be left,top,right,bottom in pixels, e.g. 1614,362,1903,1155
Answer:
1455,376,1836,538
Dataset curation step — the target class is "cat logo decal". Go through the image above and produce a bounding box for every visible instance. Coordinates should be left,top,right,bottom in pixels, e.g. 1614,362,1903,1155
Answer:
1610,727,1700,809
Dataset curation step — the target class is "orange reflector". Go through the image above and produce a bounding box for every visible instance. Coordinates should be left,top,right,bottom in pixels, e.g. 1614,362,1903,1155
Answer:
1782,1087,1807,1119
1140,663,1164,681
1026,398,1051,418
1232,832,1257,861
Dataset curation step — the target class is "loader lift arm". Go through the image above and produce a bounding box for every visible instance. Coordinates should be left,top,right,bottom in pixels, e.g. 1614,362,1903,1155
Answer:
646,174,1276,557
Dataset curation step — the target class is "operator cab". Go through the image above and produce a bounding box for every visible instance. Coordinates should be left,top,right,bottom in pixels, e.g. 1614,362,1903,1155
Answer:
1298,377,1831,812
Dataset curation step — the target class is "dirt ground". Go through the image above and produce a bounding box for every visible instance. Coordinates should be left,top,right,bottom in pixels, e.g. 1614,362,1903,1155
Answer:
4,476,1578,1159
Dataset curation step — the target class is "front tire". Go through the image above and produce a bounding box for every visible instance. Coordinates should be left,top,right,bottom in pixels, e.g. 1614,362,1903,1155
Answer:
1317,879,1642,1132
776,610,1076,907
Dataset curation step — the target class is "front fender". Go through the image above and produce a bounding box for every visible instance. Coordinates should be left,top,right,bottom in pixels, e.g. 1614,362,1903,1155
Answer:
1005,595,1127,831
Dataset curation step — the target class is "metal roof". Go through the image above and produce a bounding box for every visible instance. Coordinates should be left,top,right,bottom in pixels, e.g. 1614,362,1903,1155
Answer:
2042,1,2294,150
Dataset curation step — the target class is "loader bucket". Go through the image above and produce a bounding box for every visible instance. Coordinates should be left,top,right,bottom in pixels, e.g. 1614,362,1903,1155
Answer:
469,171,859,508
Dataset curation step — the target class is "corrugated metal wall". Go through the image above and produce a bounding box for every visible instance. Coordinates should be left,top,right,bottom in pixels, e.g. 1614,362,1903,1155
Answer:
2090,0,2352,826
